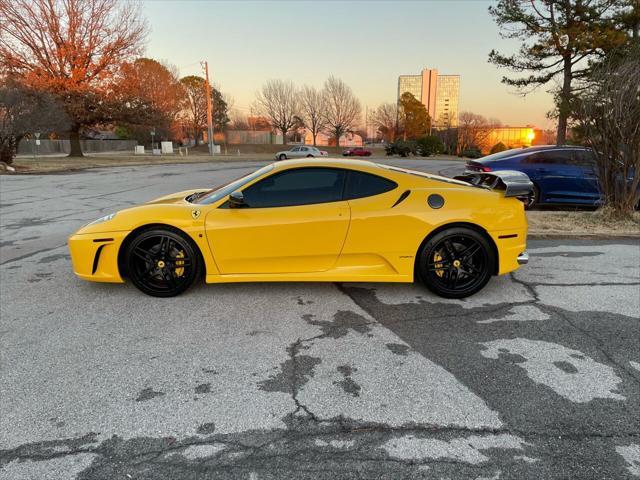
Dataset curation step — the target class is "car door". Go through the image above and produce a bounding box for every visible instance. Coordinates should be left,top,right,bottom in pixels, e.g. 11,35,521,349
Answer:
572,149,601,204
205,167,351,274
288,146,301,158
338,170,414,272
522,150,580,203
299,146,312,157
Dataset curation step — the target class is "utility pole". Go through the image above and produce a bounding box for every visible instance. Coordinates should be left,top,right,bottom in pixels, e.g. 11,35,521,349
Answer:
202,61,215,156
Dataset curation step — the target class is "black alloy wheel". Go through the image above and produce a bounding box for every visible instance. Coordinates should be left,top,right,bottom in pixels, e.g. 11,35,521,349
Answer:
418,227,495,299
524,184,540,210
125,228,201,297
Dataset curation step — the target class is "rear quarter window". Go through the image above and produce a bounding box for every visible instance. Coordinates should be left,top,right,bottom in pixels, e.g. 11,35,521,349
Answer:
345,171,397,200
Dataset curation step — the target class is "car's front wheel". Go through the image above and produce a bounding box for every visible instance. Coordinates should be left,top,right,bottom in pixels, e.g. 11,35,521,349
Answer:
124,227,201,297
417,227,495,299
278,154,287,161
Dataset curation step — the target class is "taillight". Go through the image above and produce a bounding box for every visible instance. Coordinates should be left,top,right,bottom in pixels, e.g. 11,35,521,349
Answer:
466,162,492,172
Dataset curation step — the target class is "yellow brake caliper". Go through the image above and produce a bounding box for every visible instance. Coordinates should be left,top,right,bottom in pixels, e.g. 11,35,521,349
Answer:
174,250,186,277
433,252,445,277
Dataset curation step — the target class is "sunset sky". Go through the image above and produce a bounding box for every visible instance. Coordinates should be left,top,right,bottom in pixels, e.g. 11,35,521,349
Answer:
143,0,556,129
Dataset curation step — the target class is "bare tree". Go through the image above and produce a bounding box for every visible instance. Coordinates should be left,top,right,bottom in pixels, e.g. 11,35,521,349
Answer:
573,47,640,215
254,80,300,145
371,103,397,142
0,80,69,164
299,85,327,146
458,112,501,152
322,76,361,147
0,0,148,157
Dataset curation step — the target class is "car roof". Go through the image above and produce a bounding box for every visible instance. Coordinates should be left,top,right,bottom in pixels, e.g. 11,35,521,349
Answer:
272,158,377,171
477,145,590,163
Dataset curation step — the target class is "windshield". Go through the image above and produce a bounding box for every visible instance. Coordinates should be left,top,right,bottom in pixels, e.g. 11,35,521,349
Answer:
193,164,274,205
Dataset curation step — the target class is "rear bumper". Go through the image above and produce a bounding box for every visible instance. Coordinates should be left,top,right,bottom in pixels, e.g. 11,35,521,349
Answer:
489,228,528,275
68,231,128,283
517,252,529,265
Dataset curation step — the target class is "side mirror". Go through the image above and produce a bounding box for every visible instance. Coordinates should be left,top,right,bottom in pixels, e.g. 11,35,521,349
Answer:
228,190,245,208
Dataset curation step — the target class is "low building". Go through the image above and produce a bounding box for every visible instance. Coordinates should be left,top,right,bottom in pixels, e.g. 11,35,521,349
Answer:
304,131,363,147
480,127,543,153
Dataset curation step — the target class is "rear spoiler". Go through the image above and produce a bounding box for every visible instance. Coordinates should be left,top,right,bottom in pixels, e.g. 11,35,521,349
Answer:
453,170,533,198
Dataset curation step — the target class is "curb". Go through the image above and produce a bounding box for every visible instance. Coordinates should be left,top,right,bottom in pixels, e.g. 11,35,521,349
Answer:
528,232,640,240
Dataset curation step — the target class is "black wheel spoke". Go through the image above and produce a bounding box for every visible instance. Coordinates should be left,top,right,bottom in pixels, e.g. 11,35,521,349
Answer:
159,236,170,256
161,268,177,287
143,265,157,279
133,246,153,262
460,243,480,261
443,240,457,261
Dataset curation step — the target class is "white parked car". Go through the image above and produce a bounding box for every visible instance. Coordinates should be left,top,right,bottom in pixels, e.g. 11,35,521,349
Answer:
275,146,328,160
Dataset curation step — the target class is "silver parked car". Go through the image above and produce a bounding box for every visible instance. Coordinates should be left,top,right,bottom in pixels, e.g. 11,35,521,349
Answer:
275,146,328,160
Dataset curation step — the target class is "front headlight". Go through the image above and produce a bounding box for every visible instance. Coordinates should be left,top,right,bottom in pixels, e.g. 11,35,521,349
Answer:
87,213,116,226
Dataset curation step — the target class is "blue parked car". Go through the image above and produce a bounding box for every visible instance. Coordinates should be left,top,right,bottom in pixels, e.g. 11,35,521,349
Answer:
465,145,604,209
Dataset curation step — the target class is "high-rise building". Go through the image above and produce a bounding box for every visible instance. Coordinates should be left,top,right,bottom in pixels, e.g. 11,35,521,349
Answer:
397,68,460,128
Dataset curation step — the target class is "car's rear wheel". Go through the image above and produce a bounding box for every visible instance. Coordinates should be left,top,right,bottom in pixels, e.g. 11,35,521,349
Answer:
124,228,201,297
279,154,287,161
306,154,314,158
417,227,495,299
524,184,540,210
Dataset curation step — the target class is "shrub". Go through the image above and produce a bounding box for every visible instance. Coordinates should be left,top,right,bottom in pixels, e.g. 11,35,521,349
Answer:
460,147,482,159
490,142,507,154
385,140,417,157
384,142,396,156
416,135,444,157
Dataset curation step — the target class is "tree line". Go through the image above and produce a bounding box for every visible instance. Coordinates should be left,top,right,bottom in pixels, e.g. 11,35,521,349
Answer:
0,0,230,163
252,76,362,147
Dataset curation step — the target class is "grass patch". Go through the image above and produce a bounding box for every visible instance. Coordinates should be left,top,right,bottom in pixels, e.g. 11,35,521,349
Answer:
527,210,640,237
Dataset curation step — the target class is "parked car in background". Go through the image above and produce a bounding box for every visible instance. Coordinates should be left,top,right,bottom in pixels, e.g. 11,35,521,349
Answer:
343,147,372,157
465,145,609,208
275,146,328,160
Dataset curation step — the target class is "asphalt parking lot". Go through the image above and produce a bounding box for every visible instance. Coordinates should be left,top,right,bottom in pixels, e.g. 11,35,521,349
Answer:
1,158,639,479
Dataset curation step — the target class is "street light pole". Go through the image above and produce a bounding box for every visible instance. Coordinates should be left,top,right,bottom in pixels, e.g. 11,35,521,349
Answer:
202,61,215,156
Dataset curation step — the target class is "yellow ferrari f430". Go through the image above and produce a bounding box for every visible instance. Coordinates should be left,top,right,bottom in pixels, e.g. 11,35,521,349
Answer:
68,159,531,299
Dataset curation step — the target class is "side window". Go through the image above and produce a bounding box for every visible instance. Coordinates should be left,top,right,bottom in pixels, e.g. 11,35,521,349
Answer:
542,151,574,164
572,150,596,167
242,168,346,208
524,151,571,165
344,171,397,200
291,147,300,152
300,147,308,152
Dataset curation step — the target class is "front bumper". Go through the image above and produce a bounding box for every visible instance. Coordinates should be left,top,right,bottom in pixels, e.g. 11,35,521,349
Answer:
517,252,529,265
68,231,128,283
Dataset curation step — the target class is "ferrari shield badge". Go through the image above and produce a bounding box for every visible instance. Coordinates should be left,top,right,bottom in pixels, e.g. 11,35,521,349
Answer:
191,209,201,220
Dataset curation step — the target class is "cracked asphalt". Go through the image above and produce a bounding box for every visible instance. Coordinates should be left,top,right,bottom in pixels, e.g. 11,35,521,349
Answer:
1,159,639,479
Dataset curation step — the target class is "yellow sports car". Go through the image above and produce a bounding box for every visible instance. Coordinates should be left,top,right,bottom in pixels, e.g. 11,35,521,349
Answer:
68,159,531,299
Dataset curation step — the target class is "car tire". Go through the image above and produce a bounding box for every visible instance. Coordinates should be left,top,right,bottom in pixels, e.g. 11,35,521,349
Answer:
306,154,314,158
524,184,540,210
124,227,202,297
417,227,495,299
278,154,287,161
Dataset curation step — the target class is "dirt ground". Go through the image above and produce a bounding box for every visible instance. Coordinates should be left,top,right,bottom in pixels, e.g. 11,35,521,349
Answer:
527,209,640,238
